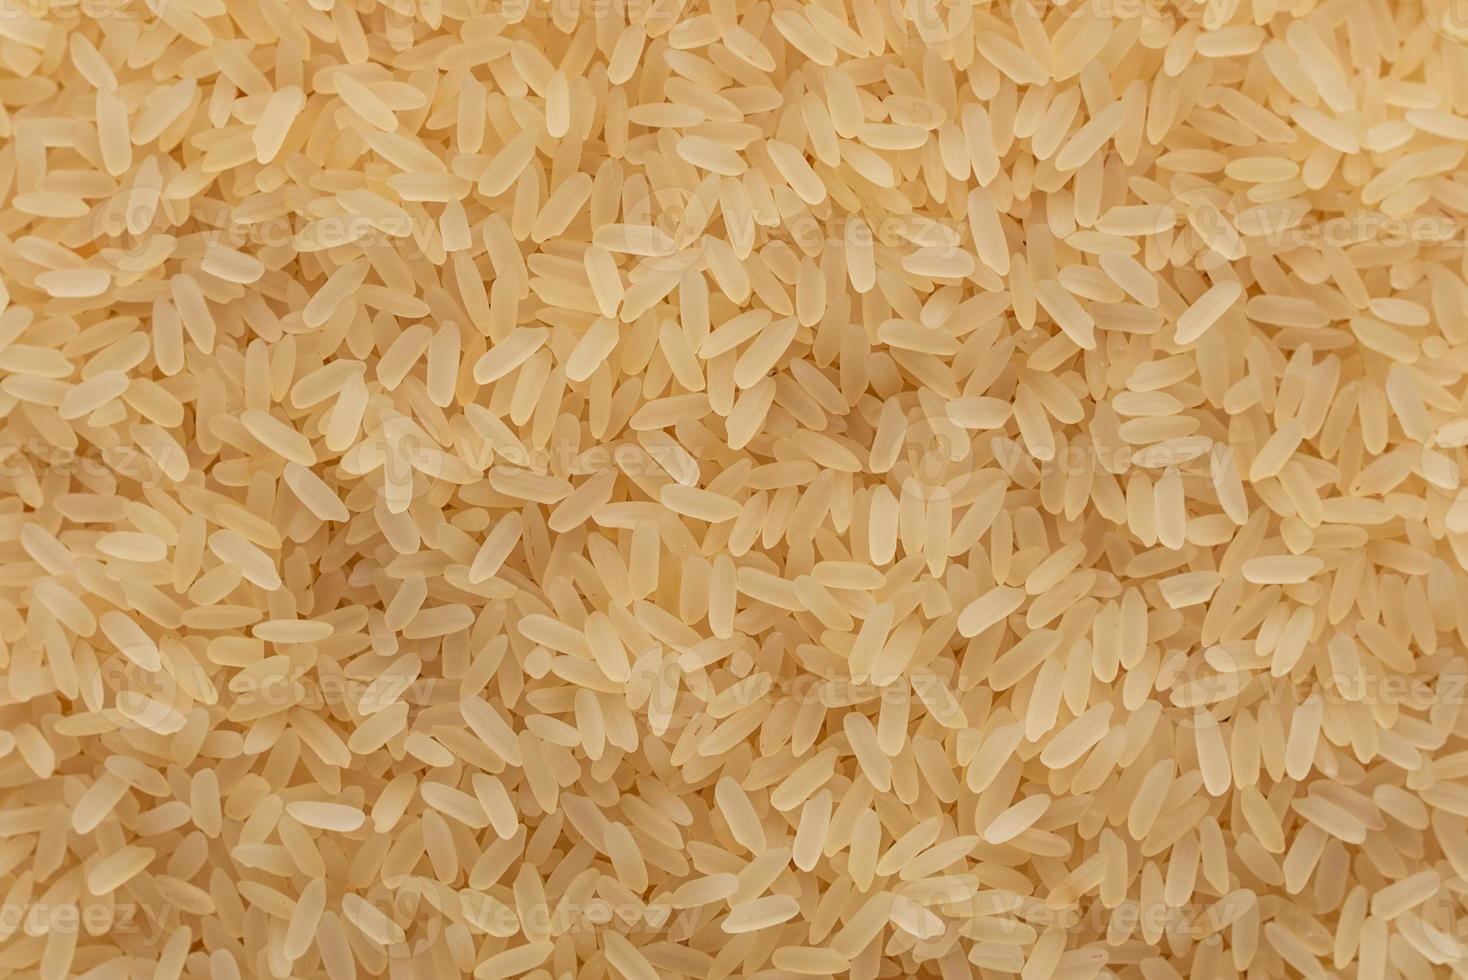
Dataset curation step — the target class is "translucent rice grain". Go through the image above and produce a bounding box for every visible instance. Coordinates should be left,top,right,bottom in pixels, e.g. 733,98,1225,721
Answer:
723,895,800,934
201,243,265,284
86,845,154,894
37,269,112,298
1175,281,1244,344
1241,555,1324,584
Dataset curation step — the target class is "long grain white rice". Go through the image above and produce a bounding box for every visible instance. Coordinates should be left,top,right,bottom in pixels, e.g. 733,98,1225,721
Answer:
3,5,1463,979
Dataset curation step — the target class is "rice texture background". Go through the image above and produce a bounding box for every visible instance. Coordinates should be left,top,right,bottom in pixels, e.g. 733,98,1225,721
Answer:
2,0,1468,977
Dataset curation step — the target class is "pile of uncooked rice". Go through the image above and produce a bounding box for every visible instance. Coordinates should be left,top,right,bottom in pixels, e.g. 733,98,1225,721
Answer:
3,0,1468,976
